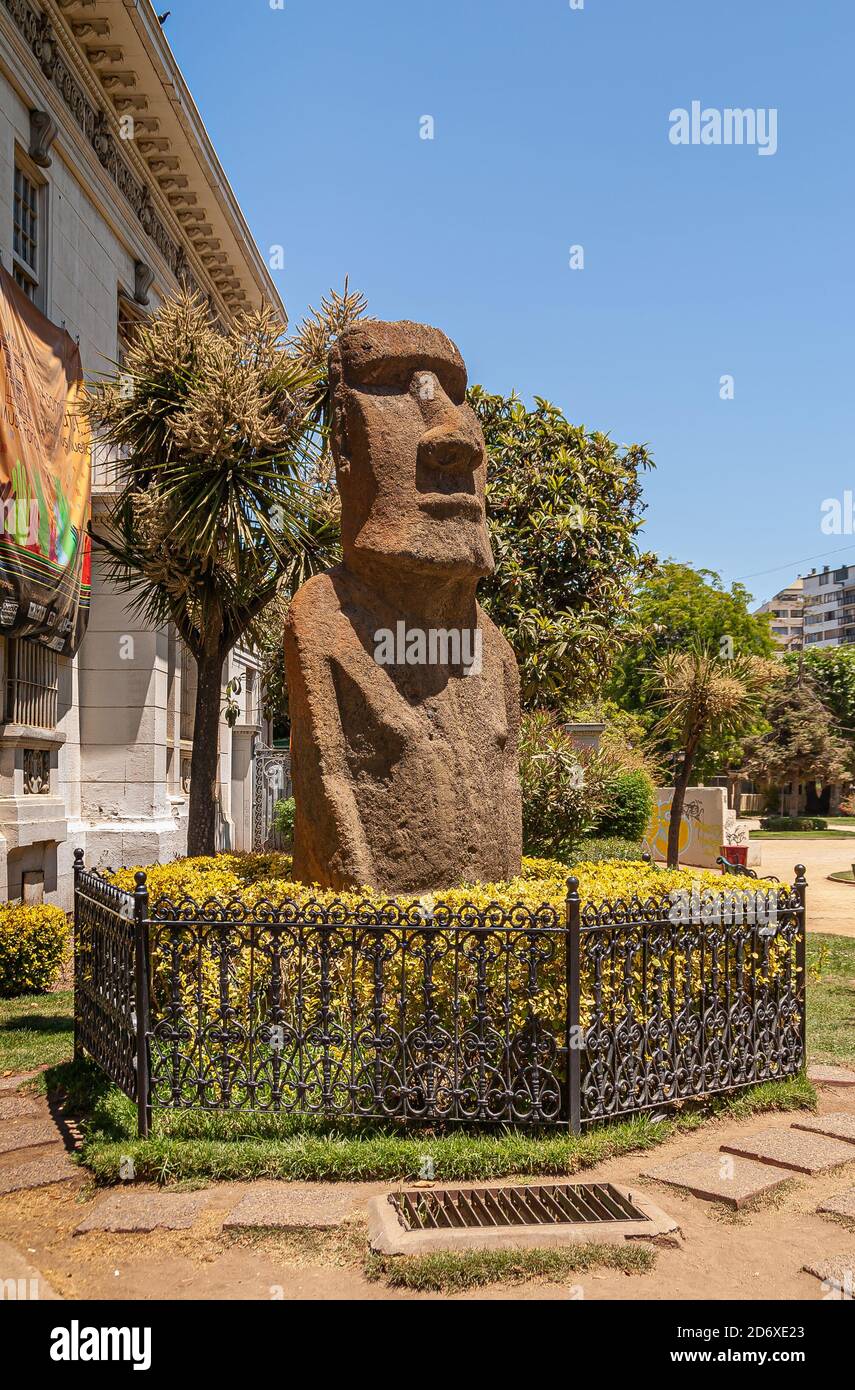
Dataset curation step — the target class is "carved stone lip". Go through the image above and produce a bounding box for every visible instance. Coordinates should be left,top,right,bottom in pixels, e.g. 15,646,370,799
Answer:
419,495,484,521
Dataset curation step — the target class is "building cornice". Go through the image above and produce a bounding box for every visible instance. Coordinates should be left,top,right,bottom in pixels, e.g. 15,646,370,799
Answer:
1,0,284,322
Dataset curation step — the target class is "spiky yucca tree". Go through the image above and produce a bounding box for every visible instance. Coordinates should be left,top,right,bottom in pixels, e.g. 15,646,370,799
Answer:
87,286,365,856
650,650,779,868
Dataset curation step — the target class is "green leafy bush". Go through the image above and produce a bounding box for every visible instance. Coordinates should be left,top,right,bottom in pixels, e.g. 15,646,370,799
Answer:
0,903,69,998
564,838,645,865
594,769,655,841
272,797,296,848
760,816,828,831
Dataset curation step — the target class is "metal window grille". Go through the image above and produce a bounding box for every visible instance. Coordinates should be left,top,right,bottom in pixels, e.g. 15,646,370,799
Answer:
180,644,195,742
13,165,39,300
5,639,58,729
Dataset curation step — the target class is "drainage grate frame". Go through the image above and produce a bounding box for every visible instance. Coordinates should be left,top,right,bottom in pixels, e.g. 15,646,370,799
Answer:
389,1182,651,1233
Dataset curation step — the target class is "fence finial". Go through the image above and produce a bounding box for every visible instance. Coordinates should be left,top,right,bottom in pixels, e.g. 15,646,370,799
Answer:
73,847,84,871
794,863,807,883
565,875,580,900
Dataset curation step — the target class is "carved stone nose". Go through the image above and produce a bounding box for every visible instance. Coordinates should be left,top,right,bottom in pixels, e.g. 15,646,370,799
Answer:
418,415,483,472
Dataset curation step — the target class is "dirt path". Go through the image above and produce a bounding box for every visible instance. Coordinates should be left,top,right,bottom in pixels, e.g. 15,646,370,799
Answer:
752,840,855,938
2,1079,855,1301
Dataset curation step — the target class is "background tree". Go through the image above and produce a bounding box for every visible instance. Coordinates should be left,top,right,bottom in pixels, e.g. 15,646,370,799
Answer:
472,388,655,709
608,560,776,778
742,665,851,813
650,650,778,867
787,646,855,774
87,286,366,855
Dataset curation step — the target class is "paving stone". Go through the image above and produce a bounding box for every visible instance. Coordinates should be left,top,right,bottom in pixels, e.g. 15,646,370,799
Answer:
0,1097,40,1121
802,1252,855,1297
793,1112,855,1145
0,1071,44,1094
0,1117,61,1162
641,1150,793,1209
74,1190,214,1235
721,1127,855,1174
808,1064,855,1088
818,1188,855,1222
0,1120,61,1155
0,1241,59,1299
0,1156,74,1195
223,1183,375,1231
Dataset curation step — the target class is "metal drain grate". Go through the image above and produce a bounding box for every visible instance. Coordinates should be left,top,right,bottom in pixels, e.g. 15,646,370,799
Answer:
390,1182,651,1232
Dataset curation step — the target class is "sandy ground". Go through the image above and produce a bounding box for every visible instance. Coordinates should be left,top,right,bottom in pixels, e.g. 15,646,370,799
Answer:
751,839,855,938
2,1084,855,1302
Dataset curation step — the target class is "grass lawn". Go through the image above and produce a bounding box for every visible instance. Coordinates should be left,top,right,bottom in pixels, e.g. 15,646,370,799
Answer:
0,990,73,1076
750,830,855,840
807,932,855,1064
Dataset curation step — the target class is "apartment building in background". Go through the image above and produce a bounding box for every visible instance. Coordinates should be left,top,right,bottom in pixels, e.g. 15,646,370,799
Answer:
801,564,855,649
755,577,804,651
0,0,283,907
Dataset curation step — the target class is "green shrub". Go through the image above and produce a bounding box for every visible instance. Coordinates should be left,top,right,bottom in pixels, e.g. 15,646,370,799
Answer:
519,712,610,858
0,903,69,998
595,768,655,841
564,837,645,865
760,816,828,831
272,797,296,848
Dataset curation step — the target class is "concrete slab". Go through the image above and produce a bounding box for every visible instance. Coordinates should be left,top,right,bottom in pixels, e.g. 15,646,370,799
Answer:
0,1241,60,1299
0,1156,74,1195
642,1151,793,1209
75,1190,214,1235
0,1097,40,1121
807,1064,855,1087
802,1253,855,1297
0,1071,45,1094
224,1183,377,1231
818,1188,855,1222
0,1121,61,1155
367,1184,680,1256
721,1127,855,1175
793,1112,855,1145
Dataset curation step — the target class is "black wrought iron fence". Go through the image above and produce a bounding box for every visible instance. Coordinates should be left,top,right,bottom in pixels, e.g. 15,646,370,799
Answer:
72,851,807,1138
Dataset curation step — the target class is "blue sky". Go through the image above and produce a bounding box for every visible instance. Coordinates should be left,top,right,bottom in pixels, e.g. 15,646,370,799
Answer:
162,0,854,605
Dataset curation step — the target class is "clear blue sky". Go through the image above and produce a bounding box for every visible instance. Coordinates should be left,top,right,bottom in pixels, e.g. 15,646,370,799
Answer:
162,0,854,606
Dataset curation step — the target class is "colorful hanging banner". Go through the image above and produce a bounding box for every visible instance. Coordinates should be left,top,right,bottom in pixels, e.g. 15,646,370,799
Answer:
0,265,91,656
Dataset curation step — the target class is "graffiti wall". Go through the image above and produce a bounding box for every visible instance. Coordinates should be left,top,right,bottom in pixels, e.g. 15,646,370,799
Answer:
646,787,748,868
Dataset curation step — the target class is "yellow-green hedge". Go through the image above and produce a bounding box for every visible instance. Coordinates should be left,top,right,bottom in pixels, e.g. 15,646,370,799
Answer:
0,902,69,998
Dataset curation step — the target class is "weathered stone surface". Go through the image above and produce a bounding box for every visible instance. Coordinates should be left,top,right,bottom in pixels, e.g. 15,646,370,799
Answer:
721,1127,855,1174
0,1241,60,1299
0,1071,45,1093
0,1120,61,1155
0,1097,40,1120
808,1064,855,1087
0,1156,74,1194
802,1252,855,1296
75,1190,213,1234
818,1188,855,1221
642,1151,793,1208
223,1182,377,1231
793,1112,855,1145
284,321,522,894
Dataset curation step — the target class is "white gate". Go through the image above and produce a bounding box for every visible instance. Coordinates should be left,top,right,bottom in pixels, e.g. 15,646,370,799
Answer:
252,742,292,850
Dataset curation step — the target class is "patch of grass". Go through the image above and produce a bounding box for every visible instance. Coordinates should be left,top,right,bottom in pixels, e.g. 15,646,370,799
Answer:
0,990,73,1075
68,1069,813,1186
807,933,855,1064
750,830,855,840
364,1242,654,1292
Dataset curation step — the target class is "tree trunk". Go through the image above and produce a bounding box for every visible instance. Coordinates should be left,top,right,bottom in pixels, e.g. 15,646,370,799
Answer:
667,737,700,870
186,645,225,858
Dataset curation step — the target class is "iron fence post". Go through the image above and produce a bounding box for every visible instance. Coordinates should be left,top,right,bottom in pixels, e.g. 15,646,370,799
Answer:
566,875,581,1135
72,848,84,1062
794,863,807,1065
133,870,151,1139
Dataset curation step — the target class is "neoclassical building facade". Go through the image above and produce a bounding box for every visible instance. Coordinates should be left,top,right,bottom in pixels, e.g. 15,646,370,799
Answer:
0,0,282,906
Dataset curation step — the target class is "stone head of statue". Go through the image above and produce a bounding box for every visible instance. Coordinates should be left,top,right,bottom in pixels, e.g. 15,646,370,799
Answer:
328,320,494,586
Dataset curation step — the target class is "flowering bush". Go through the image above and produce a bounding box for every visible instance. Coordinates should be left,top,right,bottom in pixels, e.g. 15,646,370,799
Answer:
0,903,69,997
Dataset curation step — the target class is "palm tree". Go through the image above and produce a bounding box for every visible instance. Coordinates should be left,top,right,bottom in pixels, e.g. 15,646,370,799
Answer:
650,649,778,868
86,286,365,856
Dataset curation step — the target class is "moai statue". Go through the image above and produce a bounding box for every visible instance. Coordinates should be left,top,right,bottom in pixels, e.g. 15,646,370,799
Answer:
283,321,522,892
